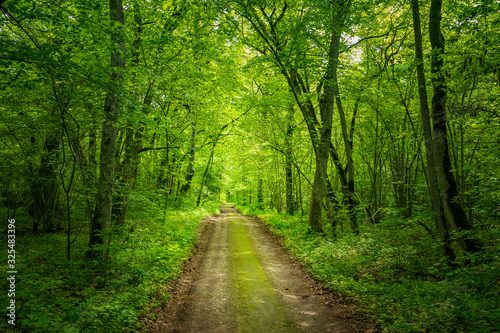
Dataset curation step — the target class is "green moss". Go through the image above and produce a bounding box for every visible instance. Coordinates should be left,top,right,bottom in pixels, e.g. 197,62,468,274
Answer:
227,213,293,332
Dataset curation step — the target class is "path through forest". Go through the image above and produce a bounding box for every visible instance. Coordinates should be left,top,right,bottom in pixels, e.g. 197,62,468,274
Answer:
143,204,376,332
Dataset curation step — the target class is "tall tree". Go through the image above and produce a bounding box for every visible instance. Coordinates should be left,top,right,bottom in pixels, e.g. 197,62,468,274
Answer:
180,115,197,197
429,0,481,253
411,0,454,259
308,0,350,233
88,0,126,260
284,104,295,215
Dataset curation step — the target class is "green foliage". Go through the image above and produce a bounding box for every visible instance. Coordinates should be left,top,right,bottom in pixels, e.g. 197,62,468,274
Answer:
0,0,499,331
239,205,500,332
0,200,219,332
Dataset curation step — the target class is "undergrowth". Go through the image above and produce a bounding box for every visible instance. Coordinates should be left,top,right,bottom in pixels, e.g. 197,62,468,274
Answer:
238,204,500,333
0,198,220,332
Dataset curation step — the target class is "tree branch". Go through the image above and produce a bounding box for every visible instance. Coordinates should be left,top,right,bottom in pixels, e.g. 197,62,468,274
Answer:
138,146,179,153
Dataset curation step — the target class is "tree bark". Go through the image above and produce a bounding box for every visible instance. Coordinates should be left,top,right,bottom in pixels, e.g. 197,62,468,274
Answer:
411,0,454,259
180,122,196,196
285,105,295,215
196,146,214,206
334,78,358,233
429,0,481,253
30,133,60,232
308,1,348,233
88,0,126,261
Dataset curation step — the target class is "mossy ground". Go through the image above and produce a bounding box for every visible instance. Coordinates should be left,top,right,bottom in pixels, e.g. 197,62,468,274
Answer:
227,212,294,332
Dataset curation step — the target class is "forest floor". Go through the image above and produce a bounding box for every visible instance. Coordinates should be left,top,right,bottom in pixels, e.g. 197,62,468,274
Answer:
141,204,377,332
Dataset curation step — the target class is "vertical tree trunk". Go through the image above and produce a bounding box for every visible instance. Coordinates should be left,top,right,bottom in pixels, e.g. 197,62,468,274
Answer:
157,152,168,188
411,0,454,259
429,0,481,253
88,136,97,167
196,147,215,206
336,91,357,232
112,127,134,225
239,0,350,232
308,2,347,233
285,105,295,215
180,122,196,196
88,0,126,261
112,6,147,226
257,177,263,205
31,133,61,232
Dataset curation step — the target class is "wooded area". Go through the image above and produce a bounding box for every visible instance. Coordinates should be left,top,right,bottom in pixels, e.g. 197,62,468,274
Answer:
1,0,499,331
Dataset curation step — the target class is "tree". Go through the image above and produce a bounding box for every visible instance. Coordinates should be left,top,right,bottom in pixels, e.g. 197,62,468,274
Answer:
411,0,454,259
88,0,126,261
428,0,481,253
229,0,352,233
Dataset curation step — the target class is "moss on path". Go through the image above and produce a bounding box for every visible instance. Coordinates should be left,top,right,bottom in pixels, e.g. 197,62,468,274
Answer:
228,212,294,332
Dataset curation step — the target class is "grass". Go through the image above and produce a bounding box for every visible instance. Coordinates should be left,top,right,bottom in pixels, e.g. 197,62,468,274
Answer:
0,198,220,332
237,204,500,333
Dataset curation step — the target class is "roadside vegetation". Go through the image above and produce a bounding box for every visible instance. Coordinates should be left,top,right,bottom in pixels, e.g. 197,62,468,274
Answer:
0,200,219,332
238,204,500,333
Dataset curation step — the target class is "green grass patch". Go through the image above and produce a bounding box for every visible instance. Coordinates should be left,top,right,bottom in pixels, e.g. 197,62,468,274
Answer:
238,205,500,333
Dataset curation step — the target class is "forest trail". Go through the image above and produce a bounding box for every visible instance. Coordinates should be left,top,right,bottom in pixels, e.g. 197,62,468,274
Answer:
143,204,375,332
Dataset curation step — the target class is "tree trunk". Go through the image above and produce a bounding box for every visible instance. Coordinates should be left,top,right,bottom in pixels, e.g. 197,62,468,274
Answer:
88,0,126,261
239,0,349,233
112,6,149,226
308,2,348,233
429,0,481,253
196,147,214,206
411,0,454,260
335,84,358,232
180,122,196,196
257,177,263,205
285,105,295,215
31,133,61,232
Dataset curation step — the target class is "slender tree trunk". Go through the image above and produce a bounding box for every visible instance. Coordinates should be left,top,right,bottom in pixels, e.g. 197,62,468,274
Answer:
336,89,358,232
257,177,263,205
157,152,168,188
297,169,304,216
285,105,295,215
180,122,196,196
429,0,481,253
324,172,338,234
113,6,150,226
411,0,454,259
308,2,348,233
88,0,126,261
196,147,215,206
88,129,97,167
113,127,134,225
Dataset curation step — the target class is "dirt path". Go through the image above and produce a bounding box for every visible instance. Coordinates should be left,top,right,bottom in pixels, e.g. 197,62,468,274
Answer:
142,204,376,332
